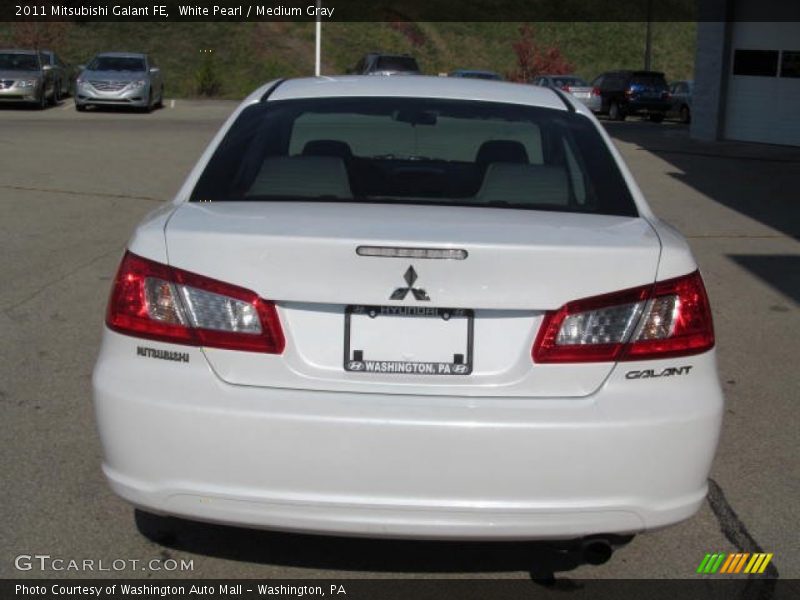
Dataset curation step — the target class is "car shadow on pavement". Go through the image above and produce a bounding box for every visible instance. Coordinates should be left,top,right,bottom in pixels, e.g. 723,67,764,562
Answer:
135,510,629,582
602,121,800,242
728,254,800,305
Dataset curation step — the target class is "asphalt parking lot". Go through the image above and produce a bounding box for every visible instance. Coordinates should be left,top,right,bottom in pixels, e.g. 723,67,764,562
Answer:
1,98,798,581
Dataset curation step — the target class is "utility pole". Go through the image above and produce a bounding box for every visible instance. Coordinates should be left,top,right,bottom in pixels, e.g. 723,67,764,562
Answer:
315,0,322,76
644,0,653,70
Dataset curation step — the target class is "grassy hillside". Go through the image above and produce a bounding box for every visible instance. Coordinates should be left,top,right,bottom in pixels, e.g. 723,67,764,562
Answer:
0,21,696,98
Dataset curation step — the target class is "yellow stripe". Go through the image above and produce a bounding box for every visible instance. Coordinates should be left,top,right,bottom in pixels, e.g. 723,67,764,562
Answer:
745,554,763,574
758,553,774,574
720,553,736,573
734,553,750,573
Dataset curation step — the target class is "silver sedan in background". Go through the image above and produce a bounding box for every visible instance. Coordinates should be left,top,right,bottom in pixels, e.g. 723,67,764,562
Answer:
532,74,601,113
0,49,57,109
75,52,164,113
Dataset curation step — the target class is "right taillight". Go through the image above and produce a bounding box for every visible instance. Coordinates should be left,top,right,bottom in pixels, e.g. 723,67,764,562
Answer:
592,86,601,96
533,271,714,363
106,251,285,354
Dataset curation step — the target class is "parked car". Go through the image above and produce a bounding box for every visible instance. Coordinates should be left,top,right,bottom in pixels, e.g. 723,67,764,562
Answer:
592,70,671,122
40,49,76,99
667,80,693,123
0,49,57,109
532,74,600,112
94,76,722,559
75,52,164,112
449,69,502,81
350,53,420,76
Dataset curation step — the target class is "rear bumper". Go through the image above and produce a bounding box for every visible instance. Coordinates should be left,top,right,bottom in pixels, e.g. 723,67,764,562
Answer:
93,329,723,540
626,100,671,114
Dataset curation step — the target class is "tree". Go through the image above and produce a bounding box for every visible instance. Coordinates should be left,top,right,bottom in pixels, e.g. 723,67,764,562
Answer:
11,22,71,49
507,24,574,83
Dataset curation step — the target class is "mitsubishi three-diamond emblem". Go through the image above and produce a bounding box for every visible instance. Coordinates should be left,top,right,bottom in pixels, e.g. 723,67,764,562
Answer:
390,266,430,301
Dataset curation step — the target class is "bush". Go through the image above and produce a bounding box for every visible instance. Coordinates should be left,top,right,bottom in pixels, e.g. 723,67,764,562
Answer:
195,50,221,96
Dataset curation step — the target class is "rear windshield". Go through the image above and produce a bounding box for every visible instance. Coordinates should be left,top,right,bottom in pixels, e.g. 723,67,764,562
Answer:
88,56,146,72
191,97,637,217
630,74,667,88
553,77,588,87
375,56,419,72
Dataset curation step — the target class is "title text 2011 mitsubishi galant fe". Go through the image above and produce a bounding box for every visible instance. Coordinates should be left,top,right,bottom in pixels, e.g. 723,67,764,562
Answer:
93,76,723,555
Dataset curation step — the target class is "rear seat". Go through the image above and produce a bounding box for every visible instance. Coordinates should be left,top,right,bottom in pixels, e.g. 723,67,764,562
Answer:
246,156,352,199
475,163,570,206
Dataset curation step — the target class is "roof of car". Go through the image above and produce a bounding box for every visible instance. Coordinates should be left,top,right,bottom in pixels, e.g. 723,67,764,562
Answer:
0,49,40,55
95,52,147,58
267,76,568,111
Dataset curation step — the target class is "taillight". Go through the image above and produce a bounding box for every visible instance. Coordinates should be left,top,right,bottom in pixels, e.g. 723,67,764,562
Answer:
533,271,714,363
106,251,285,354
592,86,601,96
560,85,572,92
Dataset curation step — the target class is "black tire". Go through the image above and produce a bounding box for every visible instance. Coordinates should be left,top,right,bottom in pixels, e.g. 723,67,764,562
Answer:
50,83,60,106
680,105,691,124
649,113,665,123
609,101,625,121
141,90,153,113
75,102,86,112
134,509,178,545
154,86,164,109
36,89,47,110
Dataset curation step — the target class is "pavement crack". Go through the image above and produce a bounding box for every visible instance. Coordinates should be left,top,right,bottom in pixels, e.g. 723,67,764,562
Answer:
707,477,779,584
0,184,162,203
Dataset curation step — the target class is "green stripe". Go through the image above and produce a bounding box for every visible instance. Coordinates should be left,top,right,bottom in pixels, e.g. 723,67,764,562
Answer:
697,554,712,573
709,553,727,573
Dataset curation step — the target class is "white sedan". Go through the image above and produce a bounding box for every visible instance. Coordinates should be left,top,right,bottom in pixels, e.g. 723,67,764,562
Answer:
93,76,723,562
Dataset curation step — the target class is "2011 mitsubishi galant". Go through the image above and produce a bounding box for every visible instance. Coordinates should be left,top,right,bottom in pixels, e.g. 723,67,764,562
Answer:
93,76,723,553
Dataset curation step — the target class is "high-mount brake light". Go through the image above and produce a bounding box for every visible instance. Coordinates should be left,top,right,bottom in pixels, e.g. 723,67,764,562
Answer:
106,251,285,354
533,271,714,363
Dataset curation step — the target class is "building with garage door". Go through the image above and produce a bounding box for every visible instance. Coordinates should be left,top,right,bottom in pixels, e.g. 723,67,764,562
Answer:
693,7,800,147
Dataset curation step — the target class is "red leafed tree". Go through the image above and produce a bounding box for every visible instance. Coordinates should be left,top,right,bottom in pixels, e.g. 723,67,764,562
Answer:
507,24,574,83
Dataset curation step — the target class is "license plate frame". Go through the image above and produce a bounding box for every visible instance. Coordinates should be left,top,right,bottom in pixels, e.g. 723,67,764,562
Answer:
343,305,474,376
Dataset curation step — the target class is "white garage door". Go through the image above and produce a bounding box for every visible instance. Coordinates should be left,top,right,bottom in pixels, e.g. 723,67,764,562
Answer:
724,22,800,146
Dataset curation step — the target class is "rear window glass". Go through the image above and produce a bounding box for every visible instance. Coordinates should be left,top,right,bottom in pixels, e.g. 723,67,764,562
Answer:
374,56,419,72
191,97,637,217
630,74,667,88
553,77,587,87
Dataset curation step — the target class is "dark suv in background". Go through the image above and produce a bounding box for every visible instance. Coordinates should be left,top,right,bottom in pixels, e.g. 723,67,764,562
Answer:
350,53,421,76
592,70,671,122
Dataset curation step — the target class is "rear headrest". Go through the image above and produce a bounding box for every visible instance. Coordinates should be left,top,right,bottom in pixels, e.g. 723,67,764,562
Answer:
476,163,570,206
475,140,529,166
247,156,352,199
302,139,353,159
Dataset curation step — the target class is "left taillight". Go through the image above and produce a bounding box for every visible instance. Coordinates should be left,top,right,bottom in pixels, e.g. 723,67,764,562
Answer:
533,271,714,363
106,251,285,354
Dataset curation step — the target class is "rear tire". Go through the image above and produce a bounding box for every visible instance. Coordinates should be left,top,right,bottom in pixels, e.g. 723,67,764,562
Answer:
680,105,691,124
609,101,625,121
134,509,177,545
649,113,664,123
